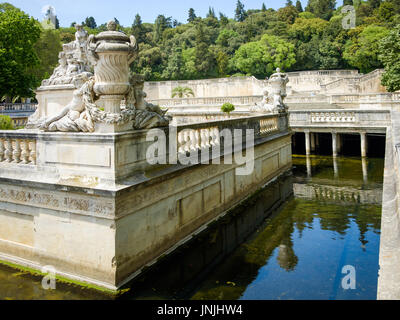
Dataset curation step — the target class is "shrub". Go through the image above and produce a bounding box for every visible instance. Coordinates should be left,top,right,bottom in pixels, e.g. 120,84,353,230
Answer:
0,115,14,130
221,102,235,116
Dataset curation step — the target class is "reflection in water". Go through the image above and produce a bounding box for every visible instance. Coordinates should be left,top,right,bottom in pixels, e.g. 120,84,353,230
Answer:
0,156,384,300
362,157,368,184
333,156,338,179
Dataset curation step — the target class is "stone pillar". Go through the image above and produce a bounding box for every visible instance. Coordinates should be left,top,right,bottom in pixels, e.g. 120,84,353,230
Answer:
332,132,338,157
305,131,311,156
361,132,367,157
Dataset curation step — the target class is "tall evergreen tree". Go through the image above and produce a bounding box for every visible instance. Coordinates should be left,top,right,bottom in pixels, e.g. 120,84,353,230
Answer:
296,0,303,12
154,15,172,43
262,3,267,11
207,7,216,19
235,0,247,22
131,14,146,44
286,0,294,6
84,16,97,29
219,12,229,25
188,8,196,22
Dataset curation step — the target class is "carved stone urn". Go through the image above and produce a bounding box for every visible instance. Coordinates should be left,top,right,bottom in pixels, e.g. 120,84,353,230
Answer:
88,20,138,114
268,68,289,113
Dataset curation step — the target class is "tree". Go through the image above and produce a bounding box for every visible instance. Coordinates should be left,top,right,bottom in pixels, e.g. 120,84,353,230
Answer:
55,16,60,29
32,28,63,83
84,16,97,29
235,0,247,22
277,5,299,24
131,14,147,44
262,3,267,11
343,0,353,5
379,25,400,92
368,0,381,9
286,0,294,6
154,15,172,43
296,0,303,12
0,5,41,98
344,25,389,73
221,103,235,117
232,34,296,78
194,22,217,77
163,47,185,80
188,8,196,23
171,86,195,98
305,0,336,20
207,7,216,19
219,12,229,26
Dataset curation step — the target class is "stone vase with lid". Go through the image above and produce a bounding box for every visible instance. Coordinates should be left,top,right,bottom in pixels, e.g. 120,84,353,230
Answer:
88,20,138,114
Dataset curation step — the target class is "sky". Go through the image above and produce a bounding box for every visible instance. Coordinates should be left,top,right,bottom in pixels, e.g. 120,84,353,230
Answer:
5,0,346,27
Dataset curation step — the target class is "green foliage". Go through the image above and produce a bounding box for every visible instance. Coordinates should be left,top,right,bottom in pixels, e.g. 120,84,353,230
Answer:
221,103,235,114
305,0,336,20
2,0,400,89
232,34,296,78
379,25,400,92
235,0,247,22
31,28,63,83
0,5,41,98
344,25,389,73
171,86,195,98
0,115,13,130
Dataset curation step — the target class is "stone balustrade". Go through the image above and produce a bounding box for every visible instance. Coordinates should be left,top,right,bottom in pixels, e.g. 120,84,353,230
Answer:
0,132,37,165
147,95,263,107
289,109,390,134
176,114,285,156
0,103,37,112
311,112,357,123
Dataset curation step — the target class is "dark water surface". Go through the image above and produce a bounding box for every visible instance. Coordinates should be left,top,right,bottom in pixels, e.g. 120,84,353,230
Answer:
0,155,384,300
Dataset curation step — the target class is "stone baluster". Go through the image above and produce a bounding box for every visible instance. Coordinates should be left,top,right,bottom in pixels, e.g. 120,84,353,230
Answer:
12,139,21,163
178,132,184,154
0,138,4,162
28,141,37,165
20,140,30,164
4,139,13,162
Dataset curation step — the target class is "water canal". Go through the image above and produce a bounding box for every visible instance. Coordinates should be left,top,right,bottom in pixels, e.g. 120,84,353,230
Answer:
0,155,384,300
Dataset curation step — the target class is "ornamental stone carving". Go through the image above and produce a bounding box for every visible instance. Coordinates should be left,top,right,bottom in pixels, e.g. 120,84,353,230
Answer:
41,24,93,87
251,68,289,114
28,20,170,133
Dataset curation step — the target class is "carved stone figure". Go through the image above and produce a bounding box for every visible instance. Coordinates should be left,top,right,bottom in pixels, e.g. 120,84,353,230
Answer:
29,21,170,133
250,68,289,114
40,24,93,87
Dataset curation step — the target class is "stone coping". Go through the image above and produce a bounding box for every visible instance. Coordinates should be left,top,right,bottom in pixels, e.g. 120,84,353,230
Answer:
0,130,291,198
